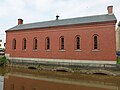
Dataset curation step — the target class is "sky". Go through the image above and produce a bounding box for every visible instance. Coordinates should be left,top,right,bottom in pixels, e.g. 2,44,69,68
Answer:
0,0,120,42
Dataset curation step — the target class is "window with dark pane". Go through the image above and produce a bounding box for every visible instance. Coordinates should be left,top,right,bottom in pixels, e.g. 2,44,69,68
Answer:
23,38,26,50
60,37,64,50
94,36,98,49
46,37,50,50
13,39,16,50
76,36,80,49
33,38,37,50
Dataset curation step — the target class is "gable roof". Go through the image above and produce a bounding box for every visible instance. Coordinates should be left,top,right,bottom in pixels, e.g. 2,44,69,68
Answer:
6,14,116,31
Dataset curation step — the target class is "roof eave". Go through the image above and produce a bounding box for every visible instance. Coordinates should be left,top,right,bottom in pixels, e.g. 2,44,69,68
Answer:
6,20,117,32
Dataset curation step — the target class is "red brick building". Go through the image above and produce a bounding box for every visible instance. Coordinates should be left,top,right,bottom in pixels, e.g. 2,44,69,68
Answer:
5,6,117,64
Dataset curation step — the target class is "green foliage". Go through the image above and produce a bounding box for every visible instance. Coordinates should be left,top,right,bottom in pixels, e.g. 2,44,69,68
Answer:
0,56,7,66
117,57,120,64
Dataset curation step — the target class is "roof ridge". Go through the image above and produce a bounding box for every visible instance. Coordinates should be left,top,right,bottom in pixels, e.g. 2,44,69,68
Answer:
20,14,109,26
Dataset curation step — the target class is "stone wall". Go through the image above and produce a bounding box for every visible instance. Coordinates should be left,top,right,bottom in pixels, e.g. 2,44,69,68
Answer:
7,57,120,76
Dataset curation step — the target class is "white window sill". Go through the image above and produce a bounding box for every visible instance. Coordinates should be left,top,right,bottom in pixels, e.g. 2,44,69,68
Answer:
92,49,100,52
33,50,38,52
46,49,51,52
75,49,82,52
59,50,66,52
22,49,27,51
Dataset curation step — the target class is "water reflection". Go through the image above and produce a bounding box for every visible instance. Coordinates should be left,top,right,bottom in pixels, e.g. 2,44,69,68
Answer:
0,76,4,90
1,67,120,90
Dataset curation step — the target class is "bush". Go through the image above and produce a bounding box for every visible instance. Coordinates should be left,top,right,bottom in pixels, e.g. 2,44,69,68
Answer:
117,57,120,64
0,56,7,66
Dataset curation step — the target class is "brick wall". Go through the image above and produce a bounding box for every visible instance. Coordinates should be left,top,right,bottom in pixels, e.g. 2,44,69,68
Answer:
6,21,116,61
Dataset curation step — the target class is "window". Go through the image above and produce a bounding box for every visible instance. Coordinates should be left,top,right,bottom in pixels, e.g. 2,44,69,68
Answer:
46,37,50,50
33,38,37,50
75,35,80,50
60,36,64,50
11,84,14,90
4,43,6,47
93,35,98,49
13,39,16,50
0,44,1,47
23,38,26,50
0,40,2,42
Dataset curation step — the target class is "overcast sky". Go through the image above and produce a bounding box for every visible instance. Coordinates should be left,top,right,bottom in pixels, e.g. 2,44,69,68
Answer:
0,0,120,41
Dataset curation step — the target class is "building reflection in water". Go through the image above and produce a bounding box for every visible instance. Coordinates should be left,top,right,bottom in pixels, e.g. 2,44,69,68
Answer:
4,68,120,90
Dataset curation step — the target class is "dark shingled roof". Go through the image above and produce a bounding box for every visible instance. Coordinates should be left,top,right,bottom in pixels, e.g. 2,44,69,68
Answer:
6,14,116,31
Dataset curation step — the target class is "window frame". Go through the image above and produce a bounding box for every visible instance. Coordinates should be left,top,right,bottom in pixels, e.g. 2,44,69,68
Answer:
33,37,37,50
75,35,81,50
93,34,99,50
10,83,14,90
22,38,26,50
60,36,64,50
12,39,16,50
45,37,50,50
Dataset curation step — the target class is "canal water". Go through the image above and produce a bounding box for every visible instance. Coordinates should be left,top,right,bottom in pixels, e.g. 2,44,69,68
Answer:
1,67,120,90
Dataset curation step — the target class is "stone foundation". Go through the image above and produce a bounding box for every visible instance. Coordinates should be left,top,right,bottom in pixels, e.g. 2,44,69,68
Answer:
5,57,120,76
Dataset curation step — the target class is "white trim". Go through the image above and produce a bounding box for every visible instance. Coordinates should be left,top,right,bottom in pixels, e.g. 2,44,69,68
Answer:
59,50,66,52
92,49,100,52
8,56,116,64
74,49,82,52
